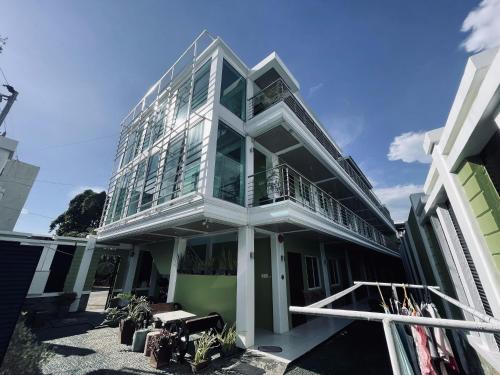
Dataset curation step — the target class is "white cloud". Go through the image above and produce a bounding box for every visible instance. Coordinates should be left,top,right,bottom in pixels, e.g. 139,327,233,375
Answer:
21,208,29,215
308,82,324,97
461,0,500,52
374,184,424,222
68,185,106,198
327,115,364,149
388,131,431,164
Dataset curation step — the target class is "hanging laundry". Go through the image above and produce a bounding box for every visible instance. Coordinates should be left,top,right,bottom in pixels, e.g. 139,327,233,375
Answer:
411,311,438,375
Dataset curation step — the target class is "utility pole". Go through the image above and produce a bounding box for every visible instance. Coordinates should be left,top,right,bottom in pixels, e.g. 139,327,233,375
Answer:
0,84,18,132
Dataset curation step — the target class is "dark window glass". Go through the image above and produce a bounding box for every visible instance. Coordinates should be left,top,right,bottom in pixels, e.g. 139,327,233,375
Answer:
214,121,245,205
305,256,320,289
127,160,147,216
191,59,211,110
220,60,246,120
158,133,185,204
183,121,203,194
140,153,160,211
174,81,190,127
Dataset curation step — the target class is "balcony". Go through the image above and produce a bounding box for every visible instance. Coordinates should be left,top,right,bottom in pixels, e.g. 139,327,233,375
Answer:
248,164,398,251
247,79,392,222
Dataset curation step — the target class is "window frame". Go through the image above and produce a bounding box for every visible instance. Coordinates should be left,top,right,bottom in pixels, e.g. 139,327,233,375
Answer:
328,258,341,287
305,255,321,290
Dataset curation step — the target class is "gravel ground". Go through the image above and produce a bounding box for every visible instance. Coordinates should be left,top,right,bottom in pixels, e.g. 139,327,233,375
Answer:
39,313,283,375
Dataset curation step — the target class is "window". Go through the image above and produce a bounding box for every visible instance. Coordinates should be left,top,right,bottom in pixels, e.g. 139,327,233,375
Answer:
183,121,203,194
123,126,143,165
108,172,130,223
127,160,147,216
305,256,321,289
328,258,341,286
140,153,160,211
174,80,191,127
158,133,185,204
191,59,211,110
214,121,245,205
220,60,246,120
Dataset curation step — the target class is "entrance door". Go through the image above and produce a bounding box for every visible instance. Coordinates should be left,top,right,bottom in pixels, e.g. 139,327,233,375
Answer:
287,252,307,327
254,238,273,331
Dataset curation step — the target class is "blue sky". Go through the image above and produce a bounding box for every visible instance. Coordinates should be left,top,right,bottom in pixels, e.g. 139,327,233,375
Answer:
0,0,497,232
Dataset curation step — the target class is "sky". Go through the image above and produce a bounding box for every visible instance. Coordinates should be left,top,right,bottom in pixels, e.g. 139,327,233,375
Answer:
0,0,499,233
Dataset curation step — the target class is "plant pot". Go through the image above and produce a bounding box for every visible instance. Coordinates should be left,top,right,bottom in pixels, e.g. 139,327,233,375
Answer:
119,319,136,345
190,359,210,374
149,344,172,369
220,345,237,358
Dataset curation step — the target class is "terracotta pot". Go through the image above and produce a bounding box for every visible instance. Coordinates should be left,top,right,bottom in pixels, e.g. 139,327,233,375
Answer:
190,359,210,373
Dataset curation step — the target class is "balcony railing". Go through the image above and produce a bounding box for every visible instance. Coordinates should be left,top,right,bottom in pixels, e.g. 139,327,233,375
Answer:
247,79,392,222
248,164,398,251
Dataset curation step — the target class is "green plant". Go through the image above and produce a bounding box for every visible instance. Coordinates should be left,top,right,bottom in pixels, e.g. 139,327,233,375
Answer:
193,330,216,365
117,292,133,302
127,296,151,325
103,307,127,327
0,317,53,375
216,324,237,354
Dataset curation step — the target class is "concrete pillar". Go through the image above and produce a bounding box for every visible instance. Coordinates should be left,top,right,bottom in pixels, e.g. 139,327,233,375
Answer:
270,233,289,334
236,226,255,348
319,243,331,297
70,236,96,312
148,264,158,297
28,243,57,295
123,247,140,293
167,238,186,302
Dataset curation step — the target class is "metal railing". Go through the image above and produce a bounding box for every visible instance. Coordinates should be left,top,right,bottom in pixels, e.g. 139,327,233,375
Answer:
248,164,398,251
247,78,392,222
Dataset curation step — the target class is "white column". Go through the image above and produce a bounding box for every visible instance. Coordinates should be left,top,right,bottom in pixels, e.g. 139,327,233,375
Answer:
167,238,186,302
28,243,57,295
236,226,255,348
123,247,140,293
319,243,331,297
270,233,289,334
70,236,96,312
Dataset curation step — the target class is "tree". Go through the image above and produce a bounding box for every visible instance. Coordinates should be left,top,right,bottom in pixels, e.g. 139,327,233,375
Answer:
0,35,7,54
49,189,106,237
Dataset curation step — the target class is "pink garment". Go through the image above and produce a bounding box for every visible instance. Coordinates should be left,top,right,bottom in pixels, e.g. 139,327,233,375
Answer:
411,314,438,375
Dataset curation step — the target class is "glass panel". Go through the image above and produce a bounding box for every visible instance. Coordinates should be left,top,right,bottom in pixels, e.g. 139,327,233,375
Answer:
306,257,315,289
112,172,130,222
127,160,147,216
140,153,160,211
191,59,211,111
220,60,246,120
213,121,245,205
182,121,203,194
158,133,185,204
174,80,190,127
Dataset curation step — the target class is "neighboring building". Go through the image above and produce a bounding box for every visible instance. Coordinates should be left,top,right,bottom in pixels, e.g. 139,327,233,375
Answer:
400,47,500,372
0,134,39,230
97,31,402,351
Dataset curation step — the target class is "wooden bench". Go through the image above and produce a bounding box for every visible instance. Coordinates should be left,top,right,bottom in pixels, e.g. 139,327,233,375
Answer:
150,302,182,315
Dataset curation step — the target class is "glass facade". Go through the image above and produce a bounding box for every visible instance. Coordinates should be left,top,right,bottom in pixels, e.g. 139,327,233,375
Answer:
220,60,246,120
214,121,245,206
191,59,211,110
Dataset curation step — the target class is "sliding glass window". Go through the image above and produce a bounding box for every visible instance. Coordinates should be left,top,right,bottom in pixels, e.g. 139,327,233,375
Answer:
213,121,245,205
140,153,160,211
191,59,211,111
183,121,203,194
220,60,246,120
127,160,147,216
174,81,191,128
158,133,185,204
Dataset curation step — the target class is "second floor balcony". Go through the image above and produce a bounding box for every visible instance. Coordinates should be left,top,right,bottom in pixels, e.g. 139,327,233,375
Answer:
248,163,399,252
247,78,392,223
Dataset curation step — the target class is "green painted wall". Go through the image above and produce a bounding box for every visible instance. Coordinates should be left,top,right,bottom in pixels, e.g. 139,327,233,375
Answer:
63,245,86,292
457,159,500,271
174,274,236,324
148,240,174,275
254,238,273,331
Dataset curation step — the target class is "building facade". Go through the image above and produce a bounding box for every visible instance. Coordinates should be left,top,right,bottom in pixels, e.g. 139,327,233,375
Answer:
0,134,39,231
400,47,500,372
97,31,401,349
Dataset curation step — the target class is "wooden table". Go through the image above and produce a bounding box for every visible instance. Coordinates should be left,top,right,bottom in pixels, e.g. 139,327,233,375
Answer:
153,310,196,324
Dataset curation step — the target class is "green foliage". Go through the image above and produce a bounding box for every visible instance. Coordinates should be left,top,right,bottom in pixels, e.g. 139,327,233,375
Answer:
49,189,106,236
116,292,133,301
104,307,127,327
193,330,216,365
0,318,52,375
216,324,237,353
127,296,151,324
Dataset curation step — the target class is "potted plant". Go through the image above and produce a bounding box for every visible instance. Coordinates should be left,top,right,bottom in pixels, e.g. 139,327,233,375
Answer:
216,324,237,357
190,331,216,373
129,297,152,348
56,292,76,318
149,331,175,369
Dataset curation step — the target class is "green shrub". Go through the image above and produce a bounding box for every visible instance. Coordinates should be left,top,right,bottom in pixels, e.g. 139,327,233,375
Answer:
0,318,52,375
